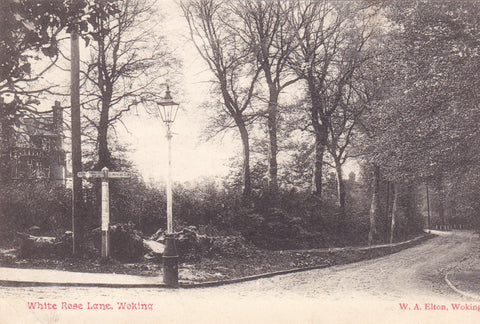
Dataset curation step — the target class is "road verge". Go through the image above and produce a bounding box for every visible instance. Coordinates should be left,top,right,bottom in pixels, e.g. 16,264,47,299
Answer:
0,234,432,288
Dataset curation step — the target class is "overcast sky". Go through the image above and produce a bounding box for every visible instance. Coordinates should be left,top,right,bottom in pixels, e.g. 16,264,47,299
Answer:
120,0,236,183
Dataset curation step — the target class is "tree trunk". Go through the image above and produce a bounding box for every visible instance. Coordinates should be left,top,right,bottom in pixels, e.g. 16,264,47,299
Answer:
311,115,328,198
405,182,416,232
390,183,398,244
426,184,431,231
309,80,328,198
0,99,12,182
384,181,391,242
267,89,279,200
335,159,346,218
312,131,325,197
368,164,380,245
438,193,445,225
95,28,112,171
236,116,251,199
97,101,112,170
435,173,445,225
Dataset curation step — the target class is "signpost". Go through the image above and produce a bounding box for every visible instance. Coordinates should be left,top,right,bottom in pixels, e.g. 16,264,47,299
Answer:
77,167,131,259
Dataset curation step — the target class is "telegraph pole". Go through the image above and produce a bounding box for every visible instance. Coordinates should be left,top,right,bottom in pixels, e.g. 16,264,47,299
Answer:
71,25,83,256
426,184,431,233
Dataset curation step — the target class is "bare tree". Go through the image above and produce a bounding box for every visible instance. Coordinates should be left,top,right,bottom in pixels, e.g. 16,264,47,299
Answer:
286,0,376,198
326,64,377,217
82,0,174,170
182,0,261,198
326,88,366,216
233,0,300,200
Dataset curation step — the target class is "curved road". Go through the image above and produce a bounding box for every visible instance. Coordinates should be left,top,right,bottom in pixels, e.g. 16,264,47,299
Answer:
1,230,479,323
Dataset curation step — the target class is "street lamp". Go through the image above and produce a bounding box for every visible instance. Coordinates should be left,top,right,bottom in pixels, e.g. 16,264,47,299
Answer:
156,85,180,286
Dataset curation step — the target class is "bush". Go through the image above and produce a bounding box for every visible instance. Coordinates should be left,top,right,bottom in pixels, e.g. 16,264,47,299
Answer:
0,180,71,243
83,177,164,235
174,226,214,261
0,164,428,256
209,235,256,258
88,223,145,262
241,207,302,249
17,231,72,259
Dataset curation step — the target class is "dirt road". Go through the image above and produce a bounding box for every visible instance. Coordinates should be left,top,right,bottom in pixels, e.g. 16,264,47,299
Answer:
1,230,480,323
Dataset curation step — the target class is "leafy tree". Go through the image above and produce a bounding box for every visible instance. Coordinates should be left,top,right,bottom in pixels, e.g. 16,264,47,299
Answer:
1,0,64,181
355,0,480,239
0,0,117,114
388,1,480,228
366,1,480,179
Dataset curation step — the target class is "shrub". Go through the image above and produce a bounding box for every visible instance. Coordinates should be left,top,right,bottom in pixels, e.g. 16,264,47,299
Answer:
88,222,145,262
174,226,214,261
0,180,71,243
209,235,256,258
83,176,164,235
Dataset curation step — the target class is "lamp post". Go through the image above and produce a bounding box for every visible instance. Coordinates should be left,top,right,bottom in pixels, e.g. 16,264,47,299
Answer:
156,85,180,286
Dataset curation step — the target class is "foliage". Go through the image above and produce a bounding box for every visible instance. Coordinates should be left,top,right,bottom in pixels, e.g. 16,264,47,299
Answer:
209,235,255,258
0,0,118,107
82,174,164,235
93,222,145,262
353,0,480,230
0,181,71,243
0,166,425,256
360,1,480,181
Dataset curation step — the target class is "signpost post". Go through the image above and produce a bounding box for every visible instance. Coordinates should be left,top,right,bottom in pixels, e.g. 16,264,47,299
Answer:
77,167,131,259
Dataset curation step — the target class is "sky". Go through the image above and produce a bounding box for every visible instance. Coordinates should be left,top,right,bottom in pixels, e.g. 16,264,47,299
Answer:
118,0,237,183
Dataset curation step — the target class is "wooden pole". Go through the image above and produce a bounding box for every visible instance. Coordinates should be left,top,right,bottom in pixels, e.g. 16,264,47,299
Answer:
426,184,431,233
390,183,397,244
71,26,83,256
77,169,131,259
101,167,110,258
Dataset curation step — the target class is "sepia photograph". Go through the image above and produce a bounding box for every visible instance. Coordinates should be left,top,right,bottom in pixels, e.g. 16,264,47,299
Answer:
1,0,480,322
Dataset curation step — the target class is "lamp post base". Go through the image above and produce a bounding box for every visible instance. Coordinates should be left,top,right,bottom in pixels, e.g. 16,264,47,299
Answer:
163,234,178,287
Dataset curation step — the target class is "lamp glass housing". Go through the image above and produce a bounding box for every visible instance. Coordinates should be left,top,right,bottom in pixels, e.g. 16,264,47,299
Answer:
157,86,179,126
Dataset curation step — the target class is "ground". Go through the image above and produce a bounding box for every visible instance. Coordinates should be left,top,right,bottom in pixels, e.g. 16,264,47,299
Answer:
0,233,428,282
1,230,480,323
